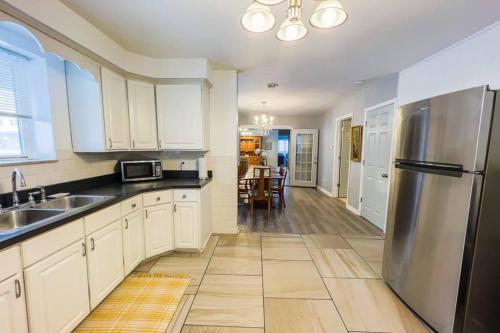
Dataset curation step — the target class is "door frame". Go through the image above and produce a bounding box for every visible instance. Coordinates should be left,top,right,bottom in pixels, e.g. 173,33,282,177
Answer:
358,99,397,231
332,113,353,198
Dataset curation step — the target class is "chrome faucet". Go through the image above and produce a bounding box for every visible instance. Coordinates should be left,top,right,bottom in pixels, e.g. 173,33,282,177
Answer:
12,168,26,206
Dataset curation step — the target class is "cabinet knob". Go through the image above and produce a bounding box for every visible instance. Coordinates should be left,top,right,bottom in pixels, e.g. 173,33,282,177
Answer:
182,194,187,199
108,138,112,148
125,219,129,230
90,238,95,251
156,196,161,201
82,243,87,257
131,203,137,209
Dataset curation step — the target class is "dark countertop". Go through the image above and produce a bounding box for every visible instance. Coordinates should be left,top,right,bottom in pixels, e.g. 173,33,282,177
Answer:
0,177,212,250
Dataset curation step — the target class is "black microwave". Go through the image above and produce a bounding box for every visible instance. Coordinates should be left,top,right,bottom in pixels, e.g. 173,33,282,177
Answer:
120,160,163,182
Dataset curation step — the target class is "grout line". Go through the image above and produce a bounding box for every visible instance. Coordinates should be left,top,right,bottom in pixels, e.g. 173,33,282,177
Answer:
179,236,219,330
300,233,351,333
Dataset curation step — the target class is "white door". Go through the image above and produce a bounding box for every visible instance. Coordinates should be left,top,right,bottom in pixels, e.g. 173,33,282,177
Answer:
86,220,124,309
361,102,395,230
156,84,203,150
24,241,89,333
127,80,158,150
290,129,319,187
0,273,29,333
174,202,199,249
122,210,145,275
101,67,130,150
144,204,174,258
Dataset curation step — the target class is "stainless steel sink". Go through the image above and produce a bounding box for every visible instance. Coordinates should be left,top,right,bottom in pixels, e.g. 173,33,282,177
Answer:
0,209,65,234
33,195,113,210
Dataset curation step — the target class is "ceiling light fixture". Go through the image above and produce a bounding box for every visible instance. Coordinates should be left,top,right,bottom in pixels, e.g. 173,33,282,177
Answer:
267,82,279,88
241,0,348,41
241,2,276,33
310,0,347,29
254,102,274,136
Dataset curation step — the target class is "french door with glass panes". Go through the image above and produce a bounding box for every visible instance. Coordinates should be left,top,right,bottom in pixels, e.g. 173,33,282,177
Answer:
290,129,319,187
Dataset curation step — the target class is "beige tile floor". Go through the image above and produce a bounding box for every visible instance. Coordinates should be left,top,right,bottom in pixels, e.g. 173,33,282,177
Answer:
138,233,430,333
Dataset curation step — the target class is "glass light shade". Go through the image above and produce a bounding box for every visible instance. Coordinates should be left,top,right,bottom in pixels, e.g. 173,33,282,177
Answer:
276,18,308,42
256,0,286,5
310,0,348,29
241,2,276,33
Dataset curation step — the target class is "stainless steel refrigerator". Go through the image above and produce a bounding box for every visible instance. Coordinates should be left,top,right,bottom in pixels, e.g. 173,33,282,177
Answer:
383,86,500,333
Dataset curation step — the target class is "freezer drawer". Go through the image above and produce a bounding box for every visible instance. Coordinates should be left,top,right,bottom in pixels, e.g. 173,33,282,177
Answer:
383,167,482,333
394,86,494,172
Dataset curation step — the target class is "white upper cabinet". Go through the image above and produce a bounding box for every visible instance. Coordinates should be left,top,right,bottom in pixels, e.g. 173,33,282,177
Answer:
101,67,130,150
127,80,158,150
156,81,211,151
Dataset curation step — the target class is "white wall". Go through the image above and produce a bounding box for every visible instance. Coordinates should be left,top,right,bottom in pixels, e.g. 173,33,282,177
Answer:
398,21,500,105
238,113,322,130
262,130,279,167
317,74,398,210
207,70,239,234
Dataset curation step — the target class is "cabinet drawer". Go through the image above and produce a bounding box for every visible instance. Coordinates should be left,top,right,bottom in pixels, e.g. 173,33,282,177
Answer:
84,204,121,235
21,219,84,268
0,246,21,282
174,189,199,202
120,195,143,216
143,190,172,207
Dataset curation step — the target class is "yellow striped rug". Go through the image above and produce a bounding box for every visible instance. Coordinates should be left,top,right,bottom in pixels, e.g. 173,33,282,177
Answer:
74,273,190,333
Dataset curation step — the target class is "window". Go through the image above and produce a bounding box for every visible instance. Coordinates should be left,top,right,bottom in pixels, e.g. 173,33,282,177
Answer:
0,47,31,160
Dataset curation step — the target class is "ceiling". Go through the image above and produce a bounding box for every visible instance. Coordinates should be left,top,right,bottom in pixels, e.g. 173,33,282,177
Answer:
60,0,500,115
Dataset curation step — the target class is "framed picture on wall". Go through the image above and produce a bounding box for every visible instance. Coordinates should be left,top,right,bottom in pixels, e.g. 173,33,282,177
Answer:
351,125,363,162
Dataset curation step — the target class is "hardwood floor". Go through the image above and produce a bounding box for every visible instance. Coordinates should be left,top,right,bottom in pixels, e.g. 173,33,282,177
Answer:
238,186,384,237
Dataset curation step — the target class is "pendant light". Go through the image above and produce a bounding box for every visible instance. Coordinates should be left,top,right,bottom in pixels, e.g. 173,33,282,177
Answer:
256,0,286,5
241,2,276,33
276,0,308,42
310,0,347,29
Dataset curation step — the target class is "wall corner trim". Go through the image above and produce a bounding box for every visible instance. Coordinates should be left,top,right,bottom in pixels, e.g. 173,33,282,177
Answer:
317,186,335,197
346,203,361,216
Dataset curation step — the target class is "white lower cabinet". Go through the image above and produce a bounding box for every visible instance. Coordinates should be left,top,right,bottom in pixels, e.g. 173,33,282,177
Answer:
144,203,174,258
122,210,145,275
86,220,124,309
173,201,200,249
24,241,89,333
0,273,28,333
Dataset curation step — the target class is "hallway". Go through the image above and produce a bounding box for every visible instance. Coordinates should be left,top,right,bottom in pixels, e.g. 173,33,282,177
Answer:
238,187,384,237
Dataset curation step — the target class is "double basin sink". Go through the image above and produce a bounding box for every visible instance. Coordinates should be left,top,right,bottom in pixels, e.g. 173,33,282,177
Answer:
0,195,113,234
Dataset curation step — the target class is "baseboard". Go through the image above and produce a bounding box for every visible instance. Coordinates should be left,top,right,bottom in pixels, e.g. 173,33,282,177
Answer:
346,203,361,215
317,186,335,197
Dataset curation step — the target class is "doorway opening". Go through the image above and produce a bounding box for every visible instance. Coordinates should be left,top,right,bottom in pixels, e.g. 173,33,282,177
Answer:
338,118,352,199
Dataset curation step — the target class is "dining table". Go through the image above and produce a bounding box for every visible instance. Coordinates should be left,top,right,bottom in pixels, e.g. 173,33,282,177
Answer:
241,166,285,180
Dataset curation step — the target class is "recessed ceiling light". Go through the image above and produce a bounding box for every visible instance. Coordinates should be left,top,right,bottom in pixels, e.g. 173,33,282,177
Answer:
267,82,279,88
353,80,365,85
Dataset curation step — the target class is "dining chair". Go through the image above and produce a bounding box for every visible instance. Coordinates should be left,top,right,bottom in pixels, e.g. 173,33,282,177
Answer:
272,166,287,208
248,167,272,219
238,167,251,205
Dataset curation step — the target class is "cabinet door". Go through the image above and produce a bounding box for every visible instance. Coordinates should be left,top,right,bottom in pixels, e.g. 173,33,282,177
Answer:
0,273,28,333
101,67,130,150
156,84,203,150
24,241,89,333
174,202,200,249
122,210,145,275
86,220,124,309
144,204,174,258
128,80,158,150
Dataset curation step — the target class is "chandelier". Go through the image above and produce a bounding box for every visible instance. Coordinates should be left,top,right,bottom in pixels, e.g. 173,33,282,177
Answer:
241,0,347,42
254,102,274,136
